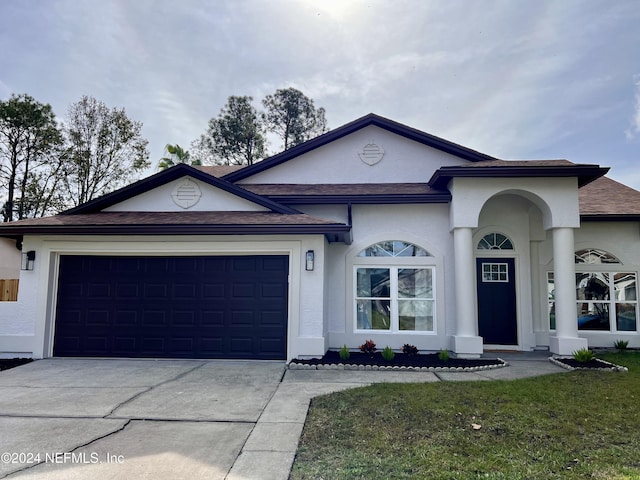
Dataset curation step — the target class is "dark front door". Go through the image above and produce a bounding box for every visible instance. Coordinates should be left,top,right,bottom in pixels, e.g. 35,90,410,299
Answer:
476,257,517,345
53,255,289,359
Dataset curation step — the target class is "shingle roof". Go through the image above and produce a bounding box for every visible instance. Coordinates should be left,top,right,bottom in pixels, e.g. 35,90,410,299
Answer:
0,211,352,241
239,183,441,195
429,159,609,188
579,176,640,219
194,165,245,177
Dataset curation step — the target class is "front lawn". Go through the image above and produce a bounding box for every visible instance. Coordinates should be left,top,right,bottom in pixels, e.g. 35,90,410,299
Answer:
291,352,640,479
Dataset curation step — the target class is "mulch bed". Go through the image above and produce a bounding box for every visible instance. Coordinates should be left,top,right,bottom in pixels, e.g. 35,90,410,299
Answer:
550,356,627,372
0,358,33,371
289,350,505,370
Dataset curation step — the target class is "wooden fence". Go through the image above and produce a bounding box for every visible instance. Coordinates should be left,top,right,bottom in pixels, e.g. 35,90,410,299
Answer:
0,279,19,301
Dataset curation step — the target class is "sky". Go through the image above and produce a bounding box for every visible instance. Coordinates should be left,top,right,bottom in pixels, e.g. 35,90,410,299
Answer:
2,0,640,188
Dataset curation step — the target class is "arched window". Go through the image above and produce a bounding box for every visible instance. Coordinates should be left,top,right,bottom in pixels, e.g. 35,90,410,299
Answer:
574,248,620,264
354,240,435,333
477,233,513,250
357,240,431,257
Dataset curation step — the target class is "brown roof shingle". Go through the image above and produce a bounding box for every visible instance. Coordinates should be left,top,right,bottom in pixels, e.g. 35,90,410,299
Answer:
579,176,640,217
238,183,441,196
194,165,245,177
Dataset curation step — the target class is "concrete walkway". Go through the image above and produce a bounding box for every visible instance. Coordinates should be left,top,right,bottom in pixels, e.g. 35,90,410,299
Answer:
0,353,566,479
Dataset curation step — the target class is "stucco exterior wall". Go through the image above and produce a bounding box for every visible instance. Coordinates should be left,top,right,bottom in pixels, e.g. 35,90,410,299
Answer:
0,234,328,360
241,126,468,184
104,176,269,212
325,203,455,351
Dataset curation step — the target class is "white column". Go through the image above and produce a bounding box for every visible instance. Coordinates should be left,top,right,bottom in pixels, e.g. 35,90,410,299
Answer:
549,227,587,354
452,227,483,357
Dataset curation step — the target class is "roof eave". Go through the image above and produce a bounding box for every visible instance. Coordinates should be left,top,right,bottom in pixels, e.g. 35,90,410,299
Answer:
429,166,610,189
63,164,300,215
0,223,352,239
224,113,498,183
262,193,452,204
580,214,640,222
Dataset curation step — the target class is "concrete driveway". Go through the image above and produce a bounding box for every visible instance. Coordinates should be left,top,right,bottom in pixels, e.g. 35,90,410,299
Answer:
0,358,342,480
0,353,565,479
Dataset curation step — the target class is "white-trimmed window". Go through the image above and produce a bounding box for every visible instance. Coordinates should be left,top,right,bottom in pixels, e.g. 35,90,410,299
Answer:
547,248,637,332
482,263,509,282
354,241,435,333
477,232,514,250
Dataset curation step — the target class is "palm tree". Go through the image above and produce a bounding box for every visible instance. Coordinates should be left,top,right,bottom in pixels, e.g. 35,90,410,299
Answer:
158,144,201,170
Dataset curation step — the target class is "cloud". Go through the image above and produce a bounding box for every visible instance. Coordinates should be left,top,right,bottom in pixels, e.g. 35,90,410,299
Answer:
625,74,640,140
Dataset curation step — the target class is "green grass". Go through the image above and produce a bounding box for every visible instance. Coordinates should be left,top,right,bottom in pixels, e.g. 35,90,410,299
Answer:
291,352,640,480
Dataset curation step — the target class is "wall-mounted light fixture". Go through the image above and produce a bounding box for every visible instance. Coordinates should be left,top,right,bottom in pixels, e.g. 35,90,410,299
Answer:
21,250,36,271
305,250,315,271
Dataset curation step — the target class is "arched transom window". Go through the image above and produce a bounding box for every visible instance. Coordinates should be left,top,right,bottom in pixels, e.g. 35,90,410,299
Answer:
574,248,621,264
477,233,514,250
357,240,431,257
354,240,435,333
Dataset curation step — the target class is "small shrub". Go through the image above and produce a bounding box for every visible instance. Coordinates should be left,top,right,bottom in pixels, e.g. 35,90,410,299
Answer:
381,346,395,361
572,348,595,363
359,339,377,355
615,339,629,351
438,349,450,362
339,344,350,360
402,344,419,356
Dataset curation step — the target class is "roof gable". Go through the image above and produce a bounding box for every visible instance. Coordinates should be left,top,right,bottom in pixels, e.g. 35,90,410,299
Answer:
63,164,299,215
224,113,498,183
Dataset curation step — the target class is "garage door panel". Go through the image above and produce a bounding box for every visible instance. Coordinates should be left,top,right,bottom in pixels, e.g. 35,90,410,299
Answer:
202,311,224,326
114,311,138,326
116,284,139,298
54,255,288,359
86,310,110,326
142,311,167,326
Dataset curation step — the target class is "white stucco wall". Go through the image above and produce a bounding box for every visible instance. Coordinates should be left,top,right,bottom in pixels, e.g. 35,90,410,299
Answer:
450,177,580,230
104,176,269,212
325,203,455,352
241,126,469,184
0,234,328,360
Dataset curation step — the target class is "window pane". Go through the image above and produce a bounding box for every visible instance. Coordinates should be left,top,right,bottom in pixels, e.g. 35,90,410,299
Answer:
614,273,637,301
356,299,390,330
356,268,390,297
576,273,609,300
577,302,610,330
616,303,637,331
398,300,434,331
575,249,620,264
548,272,555,329
357,241,431,257
398,268,432,298
477,233,513,250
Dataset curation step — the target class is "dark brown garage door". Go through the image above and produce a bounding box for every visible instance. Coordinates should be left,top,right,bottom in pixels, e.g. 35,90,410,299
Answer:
53,255,289,359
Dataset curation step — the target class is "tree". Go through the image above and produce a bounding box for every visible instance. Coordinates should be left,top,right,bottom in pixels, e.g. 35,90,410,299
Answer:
192,96,266,166
158,143,201,170
62,95,150,206
0,94,62,222
262,88,327,151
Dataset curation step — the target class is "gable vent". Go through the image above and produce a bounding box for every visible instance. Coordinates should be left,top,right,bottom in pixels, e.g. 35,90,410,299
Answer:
171,178,202,209
358,143,384,166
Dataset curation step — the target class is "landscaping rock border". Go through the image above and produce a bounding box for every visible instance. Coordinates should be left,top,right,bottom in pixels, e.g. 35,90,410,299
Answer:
288,359,508,372
549,356,628,372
